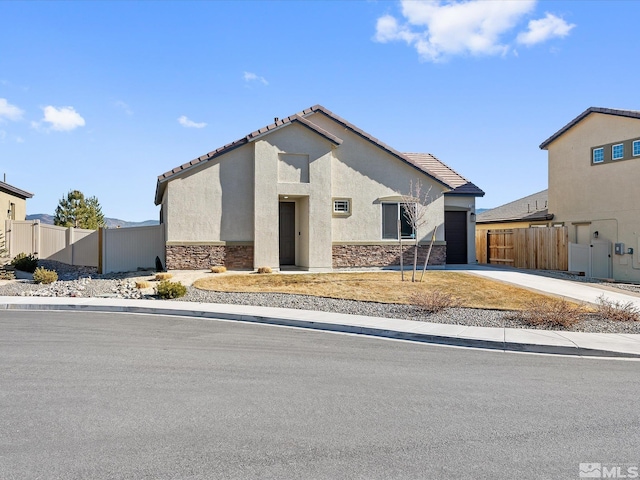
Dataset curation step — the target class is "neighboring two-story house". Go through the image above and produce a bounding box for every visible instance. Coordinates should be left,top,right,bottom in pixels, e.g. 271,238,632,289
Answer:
540,107,640,281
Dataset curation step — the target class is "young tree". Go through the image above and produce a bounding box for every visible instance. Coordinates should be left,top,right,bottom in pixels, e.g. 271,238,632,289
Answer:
54,190,106,230
401,180,435,282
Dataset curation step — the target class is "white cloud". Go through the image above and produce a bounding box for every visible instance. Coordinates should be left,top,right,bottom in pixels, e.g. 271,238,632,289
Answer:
517,13,575,46
0,98,24,122
374,0,573,61
243,71,268,85
178,115,207,129
39,105,86,131
114,100,133,115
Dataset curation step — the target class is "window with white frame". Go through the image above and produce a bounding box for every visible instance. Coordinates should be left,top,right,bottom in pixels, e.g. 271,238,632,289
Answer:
612,143,624,160
333,198,351,215
382,203,415,239
633,140,640,157
592,147,604,164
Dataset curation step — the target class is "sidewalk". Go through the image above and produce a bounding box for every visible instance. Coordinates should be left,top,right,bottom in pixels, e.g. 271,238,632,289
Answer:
1,294,639,359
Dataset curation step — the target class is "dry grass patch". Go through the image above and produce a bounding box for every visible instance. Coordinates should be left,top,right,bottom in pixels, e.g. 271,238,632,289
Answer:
210,266,227,274
135,280,152,289
193,271,563,311
155,272,173,281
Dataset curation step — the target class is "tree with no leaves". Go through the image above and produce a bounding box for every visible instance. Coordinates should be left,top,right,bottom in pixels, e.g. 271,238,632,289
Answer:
54,190,106,230
401,180,436,282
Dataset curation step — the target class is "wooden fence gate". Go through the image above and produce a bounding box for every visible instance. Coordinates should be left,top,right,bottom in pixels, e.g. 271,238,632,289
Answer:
476,226,568,271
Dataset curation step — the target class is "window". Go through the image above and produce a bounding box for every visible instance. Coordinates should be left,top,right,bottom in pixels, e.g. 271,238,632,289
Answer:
382,203,415,239
634,140,640,157
333,198,351,216
612,143,624,160
592,147,604,164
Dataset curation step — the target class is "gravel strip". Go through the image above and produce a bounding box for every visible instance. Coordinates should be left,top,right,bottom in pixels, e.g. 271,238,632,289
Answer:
1,260,639,334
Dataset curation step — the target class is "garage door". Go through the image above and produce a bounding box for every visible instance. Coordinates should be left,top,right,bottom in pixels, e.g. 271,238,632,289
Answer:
445,211,468,264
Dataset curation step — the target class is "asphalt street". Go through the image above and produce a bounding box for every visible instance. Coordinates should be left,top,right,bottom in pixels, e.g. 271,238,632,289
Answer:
1,311,639,479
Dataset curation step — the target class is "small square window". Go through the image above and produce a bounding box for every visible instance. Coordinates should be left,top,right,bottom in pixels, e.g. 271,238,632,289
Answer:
612,143,624,160
592,147,604,164
633,140,640,157
333,198,351,215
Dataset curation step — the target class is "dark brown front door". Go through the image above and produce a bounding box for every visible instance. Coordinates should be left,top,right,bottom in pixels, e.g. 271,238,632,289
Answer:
445,211,468,264
279,202,296,265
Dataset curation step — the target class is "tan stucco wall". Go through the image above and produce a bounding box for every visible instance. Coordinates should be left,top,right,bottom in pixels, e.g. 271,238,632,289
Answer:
254,123,334,270
306,112,449,245
0,192,27,221
546,112,640,281
165,144,254,243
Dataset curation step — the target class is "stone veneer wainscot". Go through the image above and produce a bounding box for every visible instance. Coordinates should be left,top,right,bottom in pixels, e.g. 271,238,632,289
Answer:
166,244,254,270
332,244,446,268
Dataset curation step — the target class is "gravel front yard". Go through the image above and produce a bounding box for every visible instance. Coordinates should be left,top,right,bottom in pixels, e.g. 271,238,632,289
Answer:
1,260,639,334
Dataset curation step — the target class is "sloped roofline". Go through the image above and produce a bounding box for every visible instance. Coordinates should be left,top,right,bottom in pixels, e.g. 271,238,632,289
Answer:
540,107,640,150
0,181,33,200
155,105,483,204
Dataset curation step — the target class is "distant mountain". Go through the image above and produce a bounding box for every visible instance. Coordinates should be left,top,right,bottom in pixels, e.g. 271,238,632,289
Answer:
476,208,490,214
26,214,159,228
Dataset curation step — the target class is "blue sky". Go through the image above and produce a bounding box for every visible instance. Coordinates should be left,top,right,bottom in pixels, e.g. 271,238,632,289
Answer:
1,0,638,221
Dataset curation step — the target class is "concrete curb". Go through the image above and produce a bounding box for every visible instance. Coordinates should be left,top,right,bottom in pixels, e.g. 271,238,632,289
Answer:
3,301,640,359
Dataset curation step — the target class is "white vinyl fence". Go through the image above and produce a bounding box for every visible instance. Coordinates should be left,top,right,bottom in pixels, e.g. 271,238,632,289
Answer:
101,225,165,274
4,220,165,274
5,220,98,267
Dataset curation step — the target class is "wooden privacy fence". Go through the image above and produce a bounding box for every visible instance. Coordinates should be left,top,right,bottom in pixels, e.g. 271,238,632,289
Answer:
476,226,568,271
4,220,165,274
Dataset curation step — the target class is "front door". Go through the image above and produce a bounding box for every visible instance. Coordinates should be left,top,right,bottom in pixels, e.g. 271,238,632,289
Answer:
279,202,296,265
445,211,468,264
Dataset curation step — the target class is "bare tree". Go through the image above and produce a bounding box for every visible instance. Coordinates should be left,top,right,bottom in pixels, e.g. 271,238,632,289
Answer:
401,180,434,282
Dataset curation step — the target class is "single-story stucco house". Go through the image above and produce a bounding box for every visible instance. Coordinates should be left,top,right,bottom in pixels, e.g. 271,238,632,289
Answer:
155,105,484,271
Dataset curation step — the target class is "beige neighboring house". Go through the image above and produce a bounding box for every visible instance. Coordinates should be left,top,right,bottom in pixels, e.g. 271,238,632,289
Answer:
540,107,640,281
155,105,484,271
0,180,33,222
476,190,553,231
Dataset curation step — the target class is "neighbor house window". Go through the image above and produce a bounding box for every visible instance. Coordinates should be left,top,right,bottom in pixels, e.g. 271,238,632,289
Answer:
612,143,624,160
333,198,351,216
382,203,415,239
592,147,604,164
633,140,640,157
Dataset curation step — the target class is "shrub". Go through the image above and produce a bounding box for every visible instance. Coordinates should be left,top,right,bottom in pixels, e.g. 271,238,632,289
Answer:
257,266,272,274
410,289,461,313
33,267,58,284
595,295,640,322
11,253,38,273
156,280,187,299
210,266,227,274
510,298,585,329
135,280,152,289
155,272,173,281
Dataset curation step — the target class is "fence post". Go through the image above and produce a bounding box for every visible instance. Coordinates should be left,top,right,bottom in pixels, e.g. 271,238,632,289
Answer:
33,220,40,258
98,227,103,274
68,227,75,266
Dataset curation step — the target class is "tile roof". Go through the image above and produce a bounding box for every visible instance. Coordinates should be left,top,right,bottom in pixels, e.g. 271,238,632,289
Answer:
476,189,552,224
540,107,640,150
402,152,484,196
0,181,33,200
155,105,484,204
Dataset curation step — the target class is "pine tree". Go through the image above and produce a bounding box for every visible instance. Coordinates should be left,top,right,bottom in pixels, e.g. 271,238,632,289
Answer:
54,190,105,230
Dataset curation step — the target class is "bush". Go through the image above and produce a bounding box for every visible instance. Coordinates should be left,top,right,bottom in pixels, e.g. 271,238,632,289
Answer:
210,266,227,273
33,267,58,284
155,272,173,281
156,280,187,299
257,266,272,274
410,289,461,313
595,295,640,322
11,253,38,273
510,298,585,329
